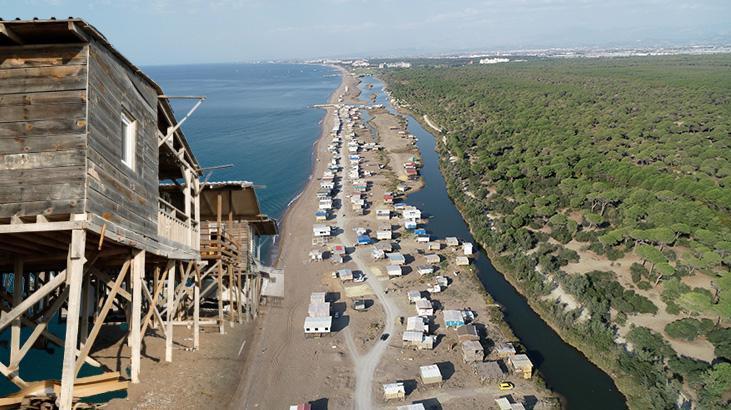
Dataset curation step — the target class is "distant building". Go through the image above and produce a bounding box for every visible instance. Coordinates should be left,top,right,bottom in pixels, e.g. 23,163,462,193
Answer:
352,59,370,67
479,57,510,64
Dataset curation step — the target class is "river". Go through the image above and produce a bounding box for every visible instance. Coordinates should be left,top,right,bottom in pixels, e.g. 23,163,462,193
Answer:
358,75,627,410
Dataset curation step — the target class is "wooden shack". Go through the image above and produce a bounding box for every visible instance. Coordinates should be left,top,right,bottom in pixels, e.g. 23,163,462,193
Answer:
0,19,272,408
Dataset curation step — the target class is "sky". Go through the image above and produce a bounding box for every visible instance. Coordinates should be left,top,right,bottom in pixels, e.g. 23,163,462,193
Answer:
1,0,729,65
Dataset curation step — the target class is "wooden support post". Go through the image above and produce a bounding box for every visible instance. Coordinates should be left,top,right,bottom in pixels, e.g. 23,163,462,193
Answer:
58,229,86,410
131,251,145,383
10,258,23,370
79,273,90,346
236,269,243,324
216,193,225,334
193,264,200,350
152,266,160,329
165,261,175,362
228,264,235,327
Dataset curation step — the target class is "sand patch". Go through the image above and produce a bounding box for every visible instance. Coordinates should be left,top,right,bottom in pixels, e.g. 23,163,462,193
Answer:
343,284,375,298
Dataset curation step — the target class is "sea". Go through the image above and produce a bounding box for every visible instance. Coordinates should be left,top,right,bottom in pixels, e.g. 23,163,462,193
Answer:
146,63,341,263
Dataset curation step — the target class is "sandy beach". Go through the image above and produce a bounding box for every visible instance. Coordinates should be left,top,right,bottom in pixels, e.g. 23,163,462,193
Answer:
229,68,556,409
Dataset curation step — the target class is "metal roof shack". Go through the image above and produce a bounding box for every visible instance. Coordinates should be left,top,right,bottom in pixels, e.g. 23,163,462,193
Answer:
303,316,332,335
425,254,441,264
310,292,327,304
443,310,465,328
495,342,517,358
386,252,406,265
415,299,434,316
407,290,422,303
508,354,533,379
308,302,330,318
383,382,406,400
446,237,460,247
397,404,426,410
386,265,402,277
337,269,353,281
406,316,429,333
419,364,443,385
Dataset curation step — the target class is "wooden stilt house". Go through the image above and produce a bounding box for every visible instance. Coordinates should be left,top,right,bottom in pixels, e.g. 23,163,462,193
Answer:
0,18,210,408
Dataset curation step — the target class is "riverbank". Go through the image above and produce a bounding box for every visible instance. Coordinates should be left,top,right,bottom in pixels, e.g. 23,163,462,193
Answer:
385,84,633,409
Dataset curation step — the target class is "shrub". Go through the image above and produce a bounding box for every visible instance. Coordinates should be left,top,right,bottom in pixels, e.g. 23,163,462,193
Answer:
665,318,714,341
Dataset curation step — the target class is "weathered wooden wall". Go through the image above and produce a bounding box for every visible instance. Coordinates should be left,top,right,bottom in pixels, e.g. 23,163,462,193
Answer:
85,38,159,239
0,44,88,219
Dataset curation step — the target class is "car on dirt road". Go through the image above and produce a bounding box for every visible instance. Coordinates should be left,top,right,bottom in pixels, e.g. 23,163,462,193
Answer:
380,333,390,341
498,381,514,391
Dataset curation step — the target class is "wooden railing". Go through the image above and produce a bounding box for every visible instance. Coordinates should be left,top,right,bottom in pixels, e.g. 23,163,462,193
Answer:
158,198,200,251
199,221,241,263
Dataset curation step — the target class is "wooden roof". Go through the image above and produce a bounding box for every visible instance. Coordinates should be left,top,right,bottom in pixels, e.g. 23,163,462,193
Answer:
198,181,277,235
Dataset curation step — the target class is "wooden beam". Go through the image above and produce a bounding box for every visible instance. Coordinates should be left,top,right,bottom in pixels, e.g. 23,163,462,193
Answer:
130,251,144,383
0,269,66,332
217,194,225,334
91,269,132,301
16,287,69,368
0,23,23,45
0,362,26,388
0,221,85,235
66,21,89,43
59,229,86,410
140,281,166,340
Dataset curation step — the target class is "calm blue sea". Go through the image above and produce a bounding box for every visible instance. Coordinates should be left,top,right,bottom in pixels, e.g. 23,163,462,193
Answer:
0,64,339,398
146,63,340,225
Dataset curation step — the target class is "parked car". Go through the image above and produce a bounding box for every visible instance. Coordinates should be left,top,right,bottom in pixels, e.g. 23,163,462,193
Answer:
498,381,514,391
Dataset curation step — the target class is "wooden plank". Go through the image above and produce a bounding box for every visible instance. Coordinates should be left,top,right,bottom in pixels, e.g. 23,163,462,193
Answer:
0,149,84,171
91,268,132,302
193,263,200,350
59,229,85,410
0,199,84,220
0,64,87,95
0,101,85,123
0,220,84,234
0,134,85,155
0,183,84,203
0,24,22,45
0,89,86,107
0,118,85,138
0,44,87,69
15,286,69,367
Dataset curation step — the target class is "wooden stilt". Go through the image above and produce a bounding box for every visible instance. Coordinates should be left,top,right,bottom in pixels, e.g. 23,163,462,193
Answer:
79,273,90,346
193,264,200,350
58,229,86,410
10,258,23,370
216,194,225,334
165,261,175,362
228,264,235,327
130,250,145,383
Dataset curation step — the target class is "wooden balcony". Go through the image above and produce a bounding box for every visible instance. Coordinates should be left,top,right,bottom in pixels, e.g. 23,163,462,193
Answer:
157,198,200,251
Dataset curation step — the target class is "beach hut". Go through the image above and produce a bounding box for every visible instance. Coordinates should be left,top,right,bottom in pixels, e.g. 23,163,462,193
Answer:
319,198,333,210
376,209,391,220
304,317,332,335
461,340,484,363
456,324,479,342
406,316,429,333
435,276,449,287
495,398,526,410
495,342,517,358
386,265,402,277
419,364,443,385
310,292,327,304
463,242,474,255
376,227,392,241
416,265,434,276
375,242,393,253
357,234,372,246
427,242,441,251
404,219,417,230
456,256,470,266
313,224,331,238
446,237,460,247
316,189,331,199
290,404,312,410
386,253,406,265
407,290,422,303
403,332,435,350
415,299,433,316
308,302,330,318
425,254,441,264
406,168,418,179
397,183,408,193
509,354,534,379
443,310,465,328
315,210,328,221
416,235,430,243
413,228,427,236
330,243,346,256
320,180,335,190
403,208,422,220
383,382,406,401
338,269,354,281
383,192,394,204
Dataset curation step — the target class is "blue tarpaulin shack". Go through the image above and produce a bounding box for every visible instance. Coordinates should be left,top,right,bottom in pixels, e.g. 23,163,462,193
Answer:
357,234,372,245
414,228,427,236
